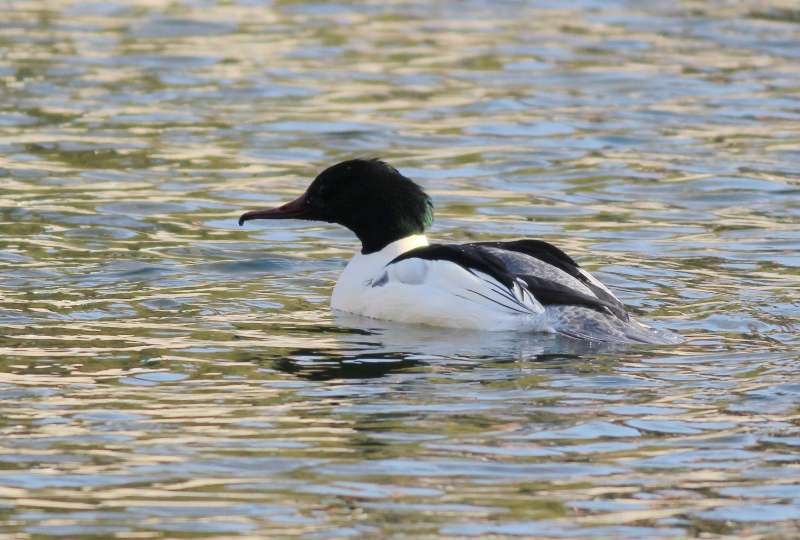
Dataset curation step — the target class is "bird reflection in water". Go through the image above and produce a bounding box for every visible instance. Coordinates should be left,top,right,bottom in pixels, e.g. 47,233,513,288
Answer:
271,313,638,381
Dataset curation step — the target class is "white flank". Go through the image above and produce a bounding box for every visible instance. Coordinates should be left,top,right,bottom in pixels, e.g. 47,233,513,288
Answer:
331,235,549,332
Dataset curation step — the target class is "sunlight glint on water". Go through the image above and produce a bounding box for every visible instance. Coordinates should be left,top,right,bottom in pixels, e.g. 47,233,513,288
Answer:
1,1,799,538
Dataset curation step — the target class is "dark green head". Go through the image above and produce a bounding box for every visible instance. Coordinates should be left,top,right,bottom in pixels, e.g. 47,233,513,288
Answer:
239,159,434,254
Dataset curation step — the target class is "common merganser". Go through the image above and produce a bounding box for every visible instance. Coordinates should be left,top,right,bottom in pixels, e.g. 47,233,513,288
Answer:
239,159,681,344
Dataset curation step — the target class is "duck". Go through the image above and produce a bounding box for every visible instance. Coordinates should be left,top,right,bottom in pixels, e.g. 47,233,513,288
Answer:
239,159,681,344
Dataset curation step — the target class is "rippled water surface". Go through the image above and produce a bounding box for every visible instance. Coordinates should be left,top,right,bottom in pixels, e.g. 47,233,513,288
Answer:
1,0,800,538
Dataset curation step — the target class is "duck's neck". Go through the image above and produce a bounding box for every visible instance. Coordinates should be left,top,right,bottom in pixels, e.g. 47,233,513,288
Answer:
351,210,432,254
346,234,429,279
363,234,429,264
358,229,422,255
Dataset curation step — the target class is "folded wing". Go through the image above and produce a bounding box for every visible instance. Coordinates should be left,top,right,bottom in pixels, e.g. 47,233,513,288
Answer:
391,241,628,321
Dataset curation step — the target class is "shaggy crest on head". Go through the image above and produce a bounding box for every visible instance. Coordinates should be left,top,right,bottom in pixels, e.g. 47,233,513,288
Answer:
239,159,682,344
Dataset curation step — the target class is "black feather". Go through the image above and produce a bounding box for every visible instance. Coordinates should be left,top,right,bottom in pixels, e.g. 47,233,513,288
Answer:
472,240,580,277
518,275,629,321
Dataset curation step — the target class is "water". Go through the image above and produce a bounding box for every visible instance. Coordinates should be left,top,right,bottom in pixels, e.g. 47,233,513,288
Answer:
1,0,799,537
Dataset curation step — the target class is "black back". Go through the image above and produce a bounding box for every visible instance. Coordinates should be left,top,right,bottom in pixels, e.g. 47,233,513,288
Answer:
472,240,579,278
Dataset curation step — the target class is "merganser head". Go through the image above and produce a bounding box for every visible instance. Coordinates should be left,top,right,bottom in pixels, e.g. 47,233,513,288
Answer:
239,159,433,254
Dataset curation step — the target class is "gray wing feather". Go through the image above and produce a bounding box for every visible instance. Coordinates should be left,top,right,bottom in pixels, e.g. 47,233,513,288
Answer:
482,246,593,296
547,305,682,344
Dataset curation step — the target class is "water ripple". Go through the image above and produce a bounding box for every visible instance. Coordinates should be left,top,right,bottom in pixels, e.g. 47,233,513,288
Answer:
0,0,799,538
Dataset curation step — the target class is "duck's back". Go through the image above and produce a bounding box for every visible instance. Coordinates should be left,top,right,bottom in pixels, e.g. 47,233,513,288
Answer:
332,237,681,344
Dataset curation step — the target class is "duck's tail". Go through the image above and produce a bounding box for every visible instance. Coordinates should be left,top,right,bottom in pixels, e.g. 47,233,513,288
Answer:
546,305,683,345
